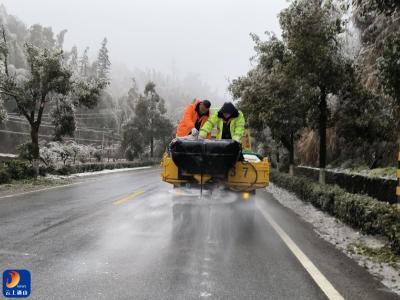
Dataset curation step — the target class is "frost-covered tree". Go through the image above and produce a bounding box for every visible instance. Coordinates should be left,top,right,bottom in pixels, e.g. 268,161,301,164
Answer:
127,78,139,104
0,27,6,122
122,114,146,160
28,24,56,49
96,38,110,80
144,82,170,157
39,142,59,166
0,97,6,123
57,142,73,166
79,47,90,77
379,32,400,144
230,34,312,174
351,0,400,153
0,35,107,173
113,78,138,134
40,141,94,166
352,0,400,89
69,45,79,73
122,82,173,158
379,34,400,107
56,29,67,50
334,63,396,165
50,96,76,141
0,5,27,69
354,0,400,15
76,144,92,163
0,44,70,163
67,141,81,164
90,38,113,128
280,0,348,182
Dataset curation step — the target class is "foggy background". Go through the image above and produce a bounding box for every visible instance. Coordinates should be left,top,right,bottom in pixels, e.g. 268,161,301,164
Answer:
1,0,288,99
0,0,288,156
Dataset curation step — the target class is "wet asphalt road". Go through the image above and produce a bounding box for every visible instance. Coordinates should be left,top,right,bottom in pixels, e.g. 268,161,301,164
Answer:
0,167,398,299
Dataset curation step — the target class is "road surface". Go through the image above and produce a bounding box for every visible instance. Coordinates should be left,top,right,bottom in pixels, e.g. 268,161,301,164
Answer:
0,167,398,299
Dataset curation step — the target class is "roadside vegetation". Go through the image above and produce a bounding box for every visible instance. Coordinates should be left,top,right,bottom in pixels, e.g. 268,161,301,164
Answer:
270,170,400,254
347,242,400,270
228,0,400,256
0,6,174,184
0,158,155,184
228,0,400,270
0,177,69,196
230,0,400,179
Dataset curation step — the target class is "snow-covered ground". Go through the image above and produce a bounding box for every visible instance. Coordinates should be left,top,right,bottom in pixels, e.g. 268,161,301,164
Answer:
298,165,397,180
267,183,400,295
45,166,153,180
0,153,18,158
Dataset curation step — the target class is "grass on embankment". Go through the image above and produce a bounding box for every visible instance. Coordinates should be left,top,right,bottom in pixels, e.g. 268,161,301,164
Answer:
0,178,70,197
347,242,400,271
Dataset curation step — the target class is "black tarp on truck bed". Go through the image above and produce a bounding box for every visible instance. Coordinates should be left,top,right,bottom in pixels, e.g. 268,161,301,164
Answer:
169,139,241,176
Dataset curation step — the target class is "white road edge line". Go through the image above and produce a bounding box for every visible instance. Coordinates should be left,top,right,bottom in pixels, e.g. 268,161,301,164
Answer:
257,202,345,300
0,166,154,200
60,166,152,178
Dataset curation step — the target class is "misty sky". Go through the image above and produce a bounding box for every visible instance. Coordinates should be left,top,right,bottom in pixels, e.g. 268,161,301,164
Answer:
1,0,288,96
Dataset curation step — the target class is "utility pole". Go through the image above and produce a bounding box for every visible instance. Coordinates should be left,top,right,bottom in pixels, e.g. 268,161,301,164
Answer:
102,128,105,150
111,131,114,162
107,131,111,162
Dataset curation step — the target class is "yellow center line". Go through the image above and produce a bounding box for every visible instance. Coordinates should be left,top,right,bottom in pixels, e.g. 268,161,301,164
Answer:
112,190,146,205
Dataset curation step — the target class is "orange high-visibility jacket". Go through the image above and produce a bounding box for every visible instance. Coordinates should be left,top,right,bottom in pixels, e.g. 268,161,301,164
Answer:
176,99,210,137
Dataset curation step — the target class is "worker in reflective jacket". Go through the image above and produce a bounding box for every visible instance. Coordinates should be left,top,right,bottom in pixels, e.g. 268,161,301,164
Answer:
199,102,245,142
176,99,211,138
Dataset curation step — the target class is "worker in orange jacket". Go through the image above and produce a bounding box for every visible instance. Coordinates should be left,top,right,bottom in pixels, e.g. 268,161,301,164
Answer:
176,99,211,138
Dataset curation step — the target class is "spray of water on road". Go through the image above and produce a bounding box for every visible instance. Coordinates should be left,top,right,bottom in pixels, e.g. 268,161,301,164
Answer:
45,186,278,298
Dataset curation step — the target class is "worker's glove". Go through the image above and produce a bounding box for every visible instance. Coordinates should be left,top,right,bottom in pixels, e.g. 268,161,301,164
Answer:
191,128,199,137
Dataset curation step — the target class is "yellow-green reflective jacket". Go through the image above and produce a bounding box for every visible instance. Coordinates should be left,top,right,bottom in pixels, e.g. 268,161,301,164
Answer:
199,110,245,142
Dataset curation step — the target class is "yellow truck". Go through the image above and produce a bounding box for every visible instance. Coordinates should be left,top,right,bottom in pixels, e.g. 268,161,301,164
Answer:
160,131,269,229
160,130,269,200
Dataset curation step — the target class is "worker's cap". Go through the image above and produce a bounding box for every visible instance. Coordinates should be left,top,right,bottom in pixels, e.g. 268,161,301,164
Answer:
201,100,211,109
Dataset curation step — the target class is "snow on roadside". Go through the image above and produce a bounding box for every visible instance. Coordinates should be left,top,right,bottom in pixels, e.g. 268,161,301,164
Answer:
267,183,400,295
0,153,18,158
45,166,152,180
298,165,397,180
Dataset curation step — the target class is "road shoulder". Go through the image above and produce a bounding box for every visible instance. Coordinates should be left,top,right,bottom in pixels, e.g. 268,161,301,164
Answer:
0,166,155,199
258,186,399,299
